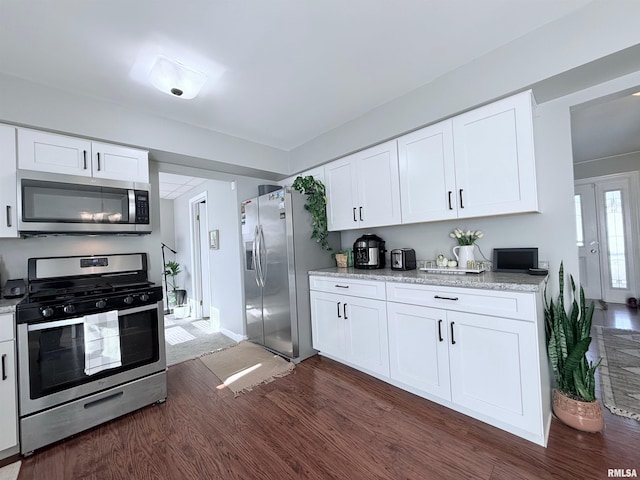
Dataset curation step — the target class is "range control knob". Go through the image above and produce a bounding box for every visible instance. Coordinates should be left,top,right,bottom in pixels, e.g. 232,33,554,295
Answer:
42,307,54,318
140,293,150,302
63,304,76,314
96,299,107,309
124,295,134,305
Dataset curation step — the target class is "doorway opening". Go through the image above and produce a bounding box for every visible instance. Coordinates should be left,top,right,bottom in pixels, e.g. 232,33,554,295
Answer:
574,172,639,304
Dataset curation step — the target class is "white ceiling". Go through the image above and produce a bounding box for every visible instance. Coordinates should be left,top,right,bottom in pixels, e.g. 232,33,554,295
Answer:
0,0,596,152
158,173,207,200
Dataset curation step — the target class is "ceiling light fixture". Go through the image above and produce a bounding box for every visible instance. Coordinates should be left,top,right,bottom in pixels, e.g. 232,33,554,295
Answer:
149,55,208,99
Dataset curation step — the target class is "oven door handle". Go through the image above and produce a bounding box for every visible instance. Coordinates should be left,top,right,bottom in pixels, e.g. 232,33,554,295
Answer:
28,317,85,331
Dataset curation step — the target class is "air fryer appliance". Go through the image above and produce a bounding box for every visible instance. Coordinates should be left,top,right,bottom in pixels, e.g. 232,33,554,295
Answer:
353,234,386,269
391,248,416,271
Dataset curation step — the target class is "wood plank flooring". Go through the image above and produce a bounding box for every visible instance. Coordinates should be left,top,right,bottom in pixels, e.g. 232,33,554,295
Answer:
16,341,640,480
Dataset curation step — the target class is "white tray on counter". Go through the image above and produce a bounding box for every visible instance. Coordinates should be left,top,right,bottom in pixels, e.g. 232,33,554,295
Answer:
419,266,486,275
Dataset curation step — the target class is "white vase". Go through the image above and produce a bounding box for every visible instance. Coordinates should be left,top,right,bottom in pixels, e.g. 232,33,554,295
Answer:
452,245,475,269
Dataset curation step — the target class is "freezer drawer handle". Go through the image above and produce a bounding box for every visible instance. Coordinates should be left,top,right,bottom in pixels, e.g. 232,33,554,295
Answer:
84,391,124,409
1,354,6,380
438,319,443,342
434,295,458,301
337,302,341,318
335,284,349,289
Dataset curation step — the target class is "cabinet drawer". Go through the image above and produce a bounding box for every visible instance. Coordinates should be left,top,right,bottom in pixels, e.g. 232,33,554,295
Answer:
0,314,14,342
309,276,386,300
386,283,535,321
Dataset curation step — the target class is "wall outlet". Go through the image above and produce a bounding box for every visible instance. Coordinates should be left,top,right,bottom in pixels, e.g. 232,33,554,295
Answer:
538,260,549,269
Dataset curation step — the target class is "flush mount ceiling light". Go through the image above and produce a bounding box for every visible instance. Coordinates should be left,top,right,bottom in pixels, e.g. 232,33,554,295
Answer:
149,55,208,99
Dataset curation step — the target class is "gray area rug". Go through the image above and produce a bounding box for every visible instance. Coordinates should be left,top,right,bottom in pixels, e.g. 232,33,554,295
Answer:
595,326,640,421
164,315,236,367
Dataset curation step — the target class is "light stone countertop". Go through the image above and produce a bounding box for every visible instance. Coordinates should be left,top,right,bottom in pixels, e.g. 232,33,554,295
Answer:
0,297,23,314
308,267,548,293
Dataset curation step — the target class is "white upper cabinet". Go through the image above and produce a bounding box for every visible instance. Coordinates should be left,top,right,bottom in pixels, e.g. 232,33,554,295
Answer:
451,91,538,219
18,129,149,183
0,124,18,238
397,120,457,223
91,142,149,183
397,90,538,224
18,128,91,177
325,140,401,231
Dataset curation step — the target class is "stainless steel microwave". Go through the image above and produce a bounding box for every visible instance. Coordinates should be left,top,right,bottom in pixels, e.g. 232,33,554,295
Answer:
17,170,151,235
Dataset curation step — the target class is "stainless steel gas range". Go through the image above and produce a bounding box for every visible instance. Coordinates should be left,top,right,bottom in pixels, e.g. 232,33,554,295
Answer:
15,253,167,455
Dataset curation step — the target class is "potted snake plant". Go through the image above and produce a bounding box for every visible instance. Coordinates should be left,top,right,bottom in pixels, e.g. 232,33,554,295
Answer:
544,262,603,432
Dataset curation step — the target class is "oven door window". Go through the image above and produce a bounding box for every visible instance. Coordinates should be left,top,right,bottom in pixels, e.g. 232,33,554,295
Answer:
27,308,159,400
22,180,131,224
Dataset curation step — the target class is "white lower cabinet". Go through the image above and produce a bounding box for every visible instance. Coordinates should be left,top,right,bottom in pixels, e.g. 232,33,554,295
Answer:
0,313,18,457
310,275,550,446
387,302,451,400
310,283,389,377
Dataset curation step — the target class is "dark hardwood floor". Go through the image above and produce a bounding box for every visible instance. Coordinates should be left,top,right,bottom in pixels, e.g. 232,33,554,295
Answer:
17,305,640,480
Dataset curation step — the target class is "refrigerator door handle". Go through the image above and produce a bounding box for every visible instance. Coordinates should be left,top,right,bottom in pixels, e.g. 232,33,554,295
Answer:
259,224,268,285
252,225,262,287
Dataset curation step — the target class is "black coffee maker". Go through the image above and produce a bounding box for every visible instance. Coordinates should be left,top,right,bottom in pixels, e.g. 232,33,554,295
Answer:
353,234,386,269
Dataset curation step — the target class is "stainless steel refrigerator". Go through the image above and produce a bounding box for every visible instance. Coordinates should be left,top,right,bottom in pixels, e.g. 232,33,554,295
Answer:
242,187,338,362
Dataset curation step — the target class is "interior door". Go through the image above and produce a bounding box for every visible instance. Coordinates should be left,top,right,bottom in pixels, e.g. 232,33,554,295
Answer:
197,201,211,318
575,183,603,300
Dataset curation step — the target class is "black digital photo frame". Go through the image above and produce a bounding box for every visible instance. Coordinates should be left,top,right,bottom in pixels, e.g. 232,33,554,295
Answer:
492,248,539,273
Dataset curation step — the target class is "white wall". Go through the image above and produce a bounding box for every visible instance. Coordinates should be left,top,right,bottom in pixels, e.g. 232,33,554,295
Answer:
288,1,640,174
0,74,289,176
574,151,640,180
168,169,273,339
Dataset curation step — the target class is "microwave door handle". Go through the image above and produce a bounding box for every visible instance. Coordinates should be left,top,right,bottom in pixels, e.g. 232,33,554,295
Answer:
128,190,136,223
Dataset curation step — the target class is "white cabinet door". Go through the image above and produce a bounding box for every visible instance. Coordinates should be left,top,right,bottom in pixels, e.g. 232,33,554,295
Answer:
354,140,401,228
398,120,457,224
343,296,389,376
448,310,541,433
0,125,18,238
452,91,538,218
325,157,358,231
0,313,17,453
387,302,451,400
91,142,149,183
18,128,92,176
310,291,344,359
311,290,389,376
325,140,401,231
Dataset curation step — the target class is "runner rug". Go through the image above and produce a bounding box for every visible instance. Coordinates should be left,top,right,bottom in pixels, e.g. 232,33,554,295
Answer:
595,327,640,421
199,341,294,396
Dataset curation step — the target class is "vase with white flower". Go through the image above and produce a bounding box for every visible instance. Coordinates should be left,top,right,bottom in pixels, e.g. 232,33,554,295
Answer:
450,228,484,269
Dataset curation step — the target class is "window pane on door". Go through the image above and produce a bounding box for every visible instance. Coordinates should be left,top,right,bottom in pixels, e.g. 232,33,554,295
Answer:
604,190,627,289
575,194,584,247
